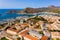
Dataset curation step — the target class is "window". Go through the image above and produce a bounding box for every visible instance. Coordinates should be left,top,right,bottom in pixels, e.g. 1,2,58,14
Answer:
13,28,16,30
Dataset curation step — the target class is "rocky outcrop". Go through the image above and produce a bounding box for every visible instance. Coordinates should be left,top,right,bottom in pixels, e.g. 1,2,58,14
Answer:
20,8,40,13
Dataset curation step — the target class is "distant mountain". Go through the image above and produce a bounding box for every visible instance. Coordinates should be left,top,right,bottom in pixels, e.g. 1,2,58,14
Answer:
19,8,39,13
19,5,60,13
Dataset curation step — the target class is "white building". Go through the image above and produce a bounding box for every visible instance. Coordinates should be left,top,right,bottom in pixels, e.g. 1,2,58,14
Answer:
29,30,42,39
19,29,38,40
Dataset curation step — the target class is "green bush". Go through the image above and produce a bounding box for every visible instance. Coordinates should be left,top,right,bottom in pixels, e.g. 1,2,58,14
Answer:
1,37,8,40
17,37,21,40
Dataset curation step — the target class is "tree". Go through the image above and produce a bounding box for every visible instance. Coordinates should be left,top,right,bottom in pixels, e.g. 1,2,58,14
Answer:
17,37,21,40
0,26,3,29
1,37,8,40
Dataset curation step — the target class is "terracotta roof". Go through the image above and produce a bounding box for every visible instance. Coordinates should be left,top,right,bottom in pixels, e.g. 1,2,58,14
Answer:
25,34,38,40
20,30,38,40
41,36,48,40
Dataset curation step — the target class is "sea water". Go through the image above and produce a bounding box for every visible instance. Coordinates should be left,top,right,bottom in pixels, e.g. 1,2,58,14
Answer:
0,9,34,21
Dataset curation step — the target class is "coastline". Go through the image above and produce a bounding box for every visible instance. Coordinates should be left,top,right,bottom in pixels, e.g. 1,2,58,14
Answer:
0,12,60,23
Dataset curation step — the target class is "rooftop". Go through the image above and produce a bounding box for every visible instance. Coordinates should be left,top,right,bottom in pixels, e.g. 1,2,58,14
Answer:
7,25,21,33
41,36,48,40
19,30,38,40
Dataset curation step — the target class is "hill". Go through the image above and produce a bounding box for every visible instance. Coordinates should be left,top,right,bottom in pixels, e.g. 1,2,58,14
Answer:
20,5,60,13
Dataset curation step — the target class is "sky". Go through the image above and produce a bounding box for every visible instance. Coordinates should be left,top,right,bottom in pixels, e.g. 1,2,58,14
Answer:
0,0,60,9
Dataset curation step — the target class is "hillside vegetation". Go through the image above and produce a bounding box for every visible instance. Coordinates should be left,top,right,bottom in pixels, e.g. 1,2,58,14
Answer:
20,5,60,13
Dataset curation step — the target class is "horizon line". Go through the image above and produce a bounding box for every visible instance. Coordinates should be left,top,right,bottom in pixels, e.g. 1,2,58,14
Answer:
0,5,60,9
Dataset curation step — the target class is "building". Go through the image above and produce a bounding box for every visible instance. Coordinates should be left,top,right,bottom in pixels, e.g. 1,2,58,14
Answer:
29,30,42,39
51,32,60,38
41,36,48,40
6,23,29,35
19,30,38,40
6,25,21,35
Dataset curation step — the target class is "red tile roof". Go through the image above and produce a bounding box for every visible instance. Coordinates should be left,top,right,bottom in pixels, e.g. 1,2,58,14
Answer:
20,30,38,40
41,36,48,40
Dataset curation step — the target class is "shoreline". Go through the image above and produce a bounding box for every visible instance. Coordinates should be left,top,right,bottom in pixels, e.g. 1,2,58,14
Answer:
0,12,60,23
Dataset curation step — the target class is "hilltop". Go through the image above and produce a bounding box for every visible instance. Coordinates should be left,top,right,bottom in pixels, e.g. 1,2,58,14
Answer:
20,5,60,13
